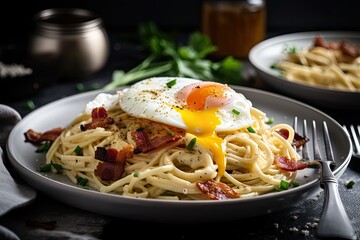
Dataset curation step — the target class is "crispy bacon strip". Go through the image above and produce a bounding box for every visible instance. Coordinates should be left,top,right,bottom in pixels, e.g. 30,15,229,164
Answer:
313,35,360,58
115,145,134,162
24,127,64,144
94,146,133,181
94,161,125,181
341,40,360,58
132,130,181,154
95,146,134,163
196,179,240,200
131,130,150,154
276,129,309,149
92,107,108,119
314,35,331,49
80,107,114,131
107,148,119,162
274,155,308,172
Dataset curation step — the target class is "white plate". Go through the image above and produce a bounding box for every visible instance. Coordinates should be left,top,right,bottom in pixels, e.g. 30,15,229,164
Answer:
249,31,360,109
6,86,352,223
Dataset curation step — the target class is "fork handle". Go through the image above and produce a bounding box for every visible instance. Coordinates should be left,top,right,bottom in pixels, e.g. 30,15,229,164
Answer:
317,161,357,240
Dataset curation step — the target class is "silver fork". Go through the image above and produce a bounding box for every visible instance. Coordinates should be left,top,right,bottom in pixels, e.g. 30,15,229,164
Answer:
343,125,360,158
295,117,357,239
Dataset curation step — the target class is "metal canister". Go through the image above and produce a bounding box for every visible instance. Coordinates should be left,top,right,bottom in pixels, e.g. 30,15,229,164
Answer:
28,8,110,80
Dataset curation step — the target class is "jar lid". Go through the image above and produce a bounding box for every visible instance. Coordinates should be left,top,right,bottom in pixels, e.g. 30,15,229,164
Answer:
34,8,103,33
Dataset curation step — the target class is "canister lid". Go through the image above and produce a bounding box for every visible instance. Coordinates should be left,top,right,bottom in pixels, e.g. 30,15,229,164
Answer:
34,8,102,33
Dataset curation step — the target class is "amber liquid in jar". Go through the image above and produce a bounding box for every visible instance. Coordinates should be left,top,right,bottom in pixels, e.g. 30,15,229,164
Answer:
201,0,266,59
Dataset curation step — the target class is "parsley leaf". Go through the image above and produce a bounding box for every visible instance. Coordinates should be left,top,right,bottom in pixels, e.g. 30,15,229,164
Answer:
103,22,244,89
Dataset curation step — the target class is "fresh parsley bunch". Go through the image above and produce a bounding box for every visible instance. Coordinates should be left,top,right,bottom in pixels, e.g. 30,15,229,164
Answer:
103,22,244,90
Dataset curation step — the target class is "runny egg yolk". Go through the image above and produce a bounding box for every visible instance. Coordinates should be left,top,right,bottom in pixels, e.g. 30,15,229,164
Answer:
177,108,226,177
176,83,232,177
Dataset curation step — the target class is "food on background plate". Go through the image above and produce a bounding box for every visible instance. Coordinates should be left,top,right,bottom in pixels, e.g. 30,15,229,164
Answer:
273,35,360,92
24,77,309,200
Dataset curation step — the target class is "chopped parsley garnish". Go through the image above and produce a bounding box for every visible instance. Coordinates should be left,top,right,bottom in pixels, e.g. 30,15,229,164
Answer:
291,180,300,187
276,180,290,191
166,131,174,136
36,141,51,153
52,163,62,172
346,180,355,189
90,83,100,90
280,180,289,190
284,44,298,54
270,63,279,69
265,116,274,124
74,145,83,155
39,162,62,173
77,177,88,186
247,126,256,133
136,127,144,131
133,171,140,177
166,79,177,88
232,109,240,115
39,163,52,172
76,83,85,92
187,138,197,151
24,100,36,110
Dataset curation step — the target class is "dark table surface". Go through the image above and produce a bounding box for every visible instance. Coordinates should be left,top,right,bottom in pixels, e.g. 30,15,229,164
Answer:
1,32,359,240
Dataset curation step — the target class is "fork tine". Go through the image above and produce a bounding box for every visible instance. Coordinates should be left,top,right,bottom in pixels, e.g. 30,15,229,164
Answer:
312,120,322,161
322,121,334,162
350,124,360,155
293,116,298,151
323,121,336,170
293,116,298,132
302,119,310,161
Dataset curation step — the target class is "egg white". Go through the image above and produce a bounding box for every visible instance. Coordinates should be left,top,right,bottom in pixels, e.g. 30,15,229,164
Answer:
84,93,119,114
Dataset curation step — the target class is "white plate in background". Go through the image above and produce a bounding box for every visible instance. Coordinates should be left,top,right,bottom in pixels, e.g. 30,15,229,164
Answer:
249,31,360,109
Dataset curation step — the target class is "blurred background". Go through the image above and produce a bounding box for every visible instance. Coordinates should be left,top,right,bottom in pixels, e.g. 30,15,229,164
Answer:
1,0,360,45
1,0,360,109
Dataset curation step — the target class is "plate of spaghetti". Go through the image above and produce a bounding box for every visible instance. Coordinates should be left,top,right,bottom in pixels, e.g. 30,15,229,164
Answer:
6,77,352,223
249,31,360,109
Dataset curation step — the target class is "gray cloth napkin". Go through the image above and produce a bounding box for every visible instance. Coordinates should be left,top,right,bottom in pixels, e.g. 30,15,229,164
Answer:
0,147,37,216
0,147,37,240
0,104,22,147
0,104,37,240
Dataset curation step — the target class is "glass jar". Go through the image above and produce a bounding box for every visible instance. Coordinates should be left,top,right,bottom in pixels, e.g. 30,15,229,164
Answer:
201,0,266,59
28,8,110,80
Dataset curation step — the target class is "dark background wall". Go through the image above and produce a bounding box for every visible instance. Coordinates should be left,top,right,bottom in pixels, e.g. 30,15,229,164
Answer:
1,0,360,44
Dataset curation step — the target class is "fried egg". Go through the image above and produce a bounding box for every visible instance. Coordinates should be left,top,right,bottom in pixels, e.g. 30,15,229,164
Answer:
119,77,253,132
119,77,253,177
